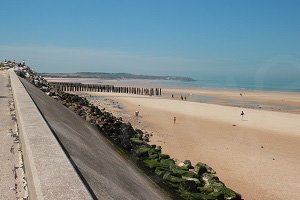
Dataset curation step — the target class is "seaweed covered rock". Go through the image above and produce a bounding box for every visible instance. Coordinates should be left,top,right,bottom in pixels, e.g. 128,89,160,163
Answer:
119,123,135,150
180,179,200,193
130,137,145,145
170,165,197,179
183,160,194,169
163,172,185,188
194,162,216,176
143,159,161,169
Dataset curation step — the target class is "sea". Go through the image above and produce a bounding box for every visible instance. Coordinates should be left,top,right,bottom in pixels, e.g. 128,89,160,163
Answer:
155,78,300,92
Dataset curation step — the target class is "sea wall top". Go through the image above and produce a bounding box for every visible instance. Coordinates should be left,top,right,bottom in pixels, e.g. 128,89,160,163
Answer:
9,69,92,200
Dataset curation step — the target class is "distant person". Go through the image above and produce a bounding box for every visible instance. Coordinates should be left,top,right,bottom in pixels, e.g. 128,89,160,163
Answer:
172,94,174,98
173,116,176,124
135,111,139,117
240,111,245,120
184,96,186,101
181,96,183,100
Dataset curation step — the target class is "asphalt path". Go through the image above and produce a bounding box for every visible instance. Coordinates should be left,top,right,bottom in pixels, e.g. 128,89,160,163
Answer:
21,78,170,200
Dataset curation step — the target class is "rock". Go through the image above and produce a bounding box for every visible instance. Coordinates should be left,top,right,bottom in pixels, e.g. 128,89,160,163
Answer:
183,160,194,169
130,138,145,145
143,159,161,169
135,147,151,158
159,154,170,160
170,166,197,178
179,180,199,192
182,177,201,185
160,159,175,169
201,173,220,186
119,123,136,150
163,172,185,188
194,162,216,176
155,167,166,177
217,187,242,200
149,153,159,159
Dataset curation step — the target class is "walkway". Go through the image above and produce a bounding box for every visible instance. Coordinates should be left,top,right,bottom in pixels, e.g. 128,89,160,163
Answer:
0,69,16,199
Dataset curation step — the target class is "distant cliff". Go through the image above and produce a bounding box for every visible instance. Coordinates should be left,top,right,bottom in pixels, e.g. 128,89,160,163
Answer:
40,72,195,82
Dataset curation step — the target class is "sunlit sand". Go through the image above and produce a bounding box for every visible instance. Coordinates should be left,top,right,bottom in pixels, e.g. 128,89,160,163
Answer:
85,90,300,200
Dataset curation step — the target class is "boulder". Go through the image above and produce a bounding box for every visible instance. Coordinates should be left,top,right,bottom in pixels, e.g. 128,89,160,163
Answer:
163,172,185,188
160,159,175,169
135,147,151,158
119,123,136,150
179,180,199,193
154,167,166,177
183,160,194,169
194,162,216,176
170,166,197,178
130,138,145,145
202,173,220,186
159,154,170,160
143,159,161,169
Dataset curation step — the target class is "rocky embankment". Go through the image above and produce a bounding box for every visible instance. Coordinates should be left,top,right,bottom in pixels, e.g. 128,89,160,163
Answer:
14,63,242,200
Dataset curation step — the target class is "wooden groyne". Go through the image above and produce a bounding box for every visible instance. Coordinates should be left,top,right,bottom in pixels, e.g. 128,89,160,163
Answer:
49,82,162,96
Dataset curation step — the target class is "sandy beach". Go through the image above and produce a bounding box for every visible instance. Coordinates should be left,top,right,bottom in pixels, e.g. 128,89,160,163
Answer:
82,90,300,200
49,77,300,199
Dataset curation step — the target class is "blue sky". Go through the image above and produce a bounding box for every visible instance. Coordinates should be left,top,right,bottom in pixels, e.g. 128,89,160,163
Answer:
0,0,299,80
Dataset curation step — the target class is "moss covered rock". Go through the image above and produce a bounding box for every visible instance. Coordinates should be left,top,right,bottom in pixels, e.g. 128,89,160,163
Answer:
130,137,145,145
143,159,161,169
194,162,216,176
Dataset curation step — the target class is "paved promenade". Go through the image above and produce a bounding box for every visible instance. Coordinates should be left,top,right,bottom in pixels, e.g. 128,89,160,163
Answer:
0,70,16,199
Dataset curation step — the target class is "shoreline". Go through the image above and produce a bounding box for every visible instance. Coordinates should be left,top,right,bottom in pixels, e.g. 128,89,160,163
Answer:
46,77,300,114
45,77,300,93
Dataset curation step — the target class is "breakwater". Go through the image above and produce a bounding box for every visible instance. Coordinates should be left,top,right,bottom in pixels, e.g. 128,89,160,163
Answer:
49,82,162,96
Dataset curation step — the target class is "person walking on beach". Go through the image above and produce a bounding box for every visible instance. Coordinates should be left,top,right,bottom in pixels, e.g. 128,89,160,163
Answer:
240,111,245,120
173,116,176,124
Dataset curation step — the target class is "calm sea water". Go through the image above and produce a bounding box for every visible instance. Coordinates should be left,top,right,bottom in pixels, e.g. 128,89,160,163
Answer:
157,79,300,92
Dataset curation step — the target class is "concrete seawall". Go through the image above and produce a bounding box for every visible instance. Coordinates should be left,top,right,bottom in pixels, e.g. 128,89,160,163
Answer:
20,72,170,199
9,69,92,200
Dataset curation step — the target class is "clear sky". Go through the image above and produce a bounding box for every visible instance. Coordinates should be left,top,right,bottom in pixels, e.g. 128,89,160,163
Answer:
0,0,299,81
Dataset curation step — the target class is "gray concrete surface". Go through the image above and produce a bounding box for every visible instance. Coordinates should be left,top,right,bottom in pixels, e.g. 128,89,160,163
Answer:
20,76,171,199
0,70,16,199
9,70,92,200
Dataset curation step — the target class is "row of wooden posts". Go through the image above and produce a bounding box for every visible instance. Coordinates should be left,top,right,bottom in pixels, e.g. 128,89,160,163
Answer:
50,82,162,96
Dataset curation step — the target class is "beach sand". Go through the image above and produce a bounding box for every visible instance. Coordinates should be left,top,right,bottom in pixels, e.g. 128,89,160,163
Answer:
84,91,300,200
